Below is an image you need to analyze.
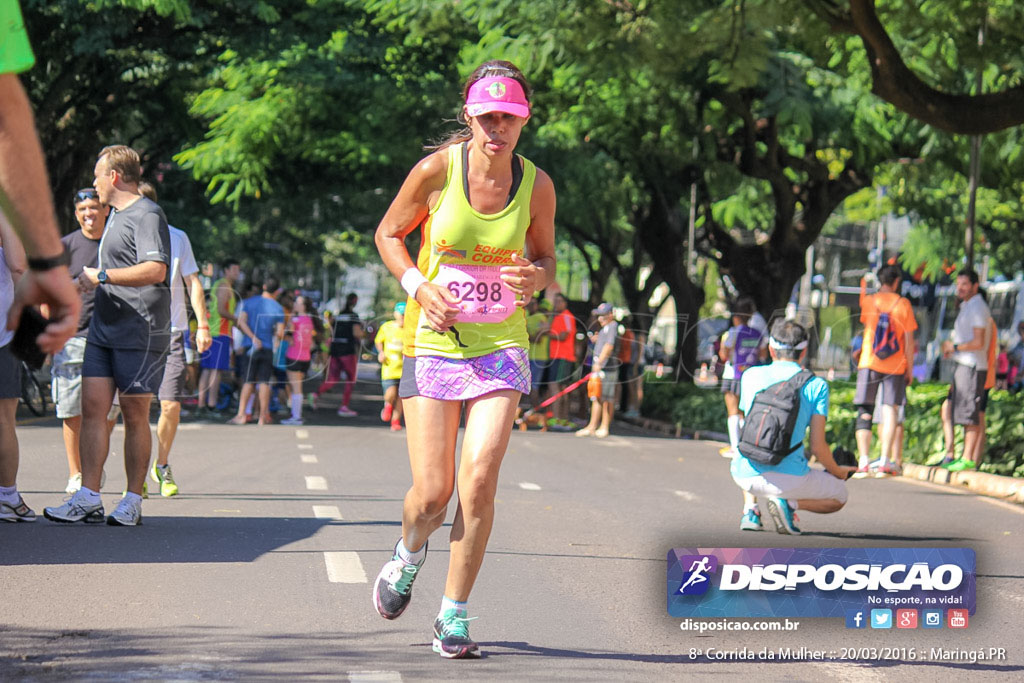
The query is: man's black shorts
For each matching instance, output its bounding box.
[242,348,274,385]
[82,342,167,395]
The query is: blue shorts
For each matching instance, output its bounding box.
[382,378,400,391]
[82,342,167,395]
[528,360,548,390]
[200,334,232,371]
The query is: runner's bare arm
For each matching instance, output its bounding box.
[0,76,80,351]
[81,261,166,288]
[236,309,258,349]
[374,151,459,332]
[502,168,556,305]
[810,414,856,479]
[186,272,212,353]
[0,210,27,284]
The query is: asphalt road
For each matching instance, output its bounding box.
[2,373,1023,681]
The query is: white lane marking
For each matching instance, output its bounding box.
[348,672,402,683]
[519,482,542,491]
[305,476,328,490]
[674,490,699,501]
[313,505,343,520]
[324,552,367,583]
[301,454,319,464]
[298,444,314,450]
[296,429,309,439]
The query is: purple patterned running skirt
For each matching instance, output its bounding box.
[398,347,531,401]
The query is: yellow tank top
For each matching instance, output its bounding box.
[404,143,536,359]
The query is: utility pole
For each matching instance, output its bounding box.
[686,135,699,281]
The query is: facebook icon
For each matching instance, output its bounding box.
[845,609,867,629]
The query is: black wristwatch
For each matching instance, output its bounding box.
[97,270,108,285]
[953,343,960,352]
[27,249,71,271]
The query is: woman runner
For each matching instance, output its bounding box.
[281,295,320,425]
[371,60,556,659]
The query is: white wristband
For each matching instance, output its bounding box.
[401,267,429,299]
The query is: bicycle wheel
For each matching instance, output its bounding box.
[20,363,47,417]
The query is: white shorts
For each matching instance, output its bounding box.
[733,468,848,504]
[51,336,87,419]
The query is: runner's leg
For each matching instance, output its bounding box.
[156,400,180,467]
[0,399,18,487]
[119,394,154,496]
[340,354,358,408]
[401,396,462,551]
[315,356,342,396]
[444,390,518,601]
[79,377,116,492]
[63,416,82,477]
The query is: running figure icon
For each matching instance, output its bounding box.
[679,557,713,594]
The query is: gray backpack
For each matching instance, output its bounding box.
[738,370,815,465]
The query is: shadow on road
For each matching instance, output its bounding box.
[0,626,416,680]
[0,515,402,566]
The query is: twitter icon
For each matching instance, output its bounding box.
[870,609,892,629]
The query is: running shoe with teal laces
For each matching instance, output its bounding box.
[739,508,762,531]
[766,497,801,535]
[372,540,427,619]
[432,610,480,659]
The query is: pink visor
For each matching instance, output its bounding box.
[465,77,530,118]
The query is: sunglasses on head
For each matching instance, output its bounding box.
[74,189,98,203]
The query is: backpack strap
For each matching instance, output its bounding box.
[779,369,816,455]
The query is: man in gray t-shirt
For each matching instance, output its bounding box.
[576,302,620,439]
[44,145,171,528]
[939,268,991,472]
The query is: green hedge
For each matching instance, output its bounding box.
[641,376,1024,478]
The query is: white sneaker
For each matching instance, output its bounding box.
[65,473,82,494]
[43,491,105,524]
[107,495,143,526]
[281,417,304,425]
[0,495,36,522]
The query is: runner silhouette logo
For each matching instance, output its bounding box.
[676,555,719,596]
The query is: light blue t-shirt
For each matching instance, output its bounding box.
[241,295,284,349]
[731,360,830,479]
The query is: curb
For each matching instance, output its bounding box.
[617,414,727,443]
[622,415,1024,508]
[901,462,1024,507]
